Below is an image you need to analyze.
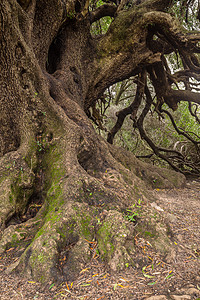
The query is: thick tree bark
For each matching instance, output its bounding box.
[0,0,187,284]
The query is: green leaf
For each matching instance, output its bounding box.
[65,289,72,294]
[148,282,156,286]
[142,266,154,278]
[49,283,55,290]
[143,273,155,279]
[113,283,118,290]
[165,273,173,280]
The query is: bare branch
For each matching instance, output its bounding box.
[188,102,200,124]
[160,109,200,144]
[90,4,117,23]
[107,71,146,144]
[166,89,200,106]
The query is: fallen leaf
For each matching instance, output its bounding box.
[84,239,96,244]
[6,248,15,252]
[49,283,55,290]
[148,282,156,286]
[80,268,89,274]
[165,274,173,280]
[118,284,130,288]
[143,273,155,279]
[142,266,154,278]
[120,277,129,282]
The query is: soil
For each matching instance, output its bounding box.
[0,179,199,300]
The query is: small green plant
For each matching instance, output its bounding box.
[124,199,143,222]
[125,263,129,268]
[96,218,102,225]
[37,140,43,152]
[125,210,139,222]
[67,11,75,19]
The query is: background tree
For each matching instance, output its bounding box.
[0,0,198,284]
[91,1,200,175]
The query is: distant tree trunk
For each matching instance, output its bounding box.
[0,0,185,284]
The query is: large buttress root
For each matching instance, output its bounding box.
[0,0,187,285]
[0,112,185,284]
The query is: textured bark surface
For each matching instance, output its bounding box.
[0,0,187,284]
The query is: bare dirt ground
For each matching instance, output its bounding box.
[0,179,199,300]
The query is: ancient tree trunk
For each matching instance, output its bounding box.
[0,0,185,284]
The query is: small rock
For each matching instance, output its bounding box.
[165,247,176,263]
[5,260,20,274]
[146,296,167,300]
[176,234,184,243]
[171,295,191,300]
[151,202,164,212]
[196,276,200,281]
[184,288,200,296]
[166,213,177,223]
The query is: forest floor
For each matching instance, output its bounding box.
[0,178,199,300]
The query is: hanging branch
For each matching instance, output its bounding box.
[160,109,200,144]
[114,79,133,105]
[188,102,200,124]
[107,70,146,144]
[136,85,200,175]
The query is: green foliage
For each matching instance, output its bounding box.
[169,0,199,30]
[88,0,200,174]
[124,199,142,222]
[95,75,199,172]
[90,0,113,35]
[125,210,138,222]
[90,16,113,35]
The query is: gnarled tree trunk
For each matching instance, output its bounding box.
[0,0,185,284]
